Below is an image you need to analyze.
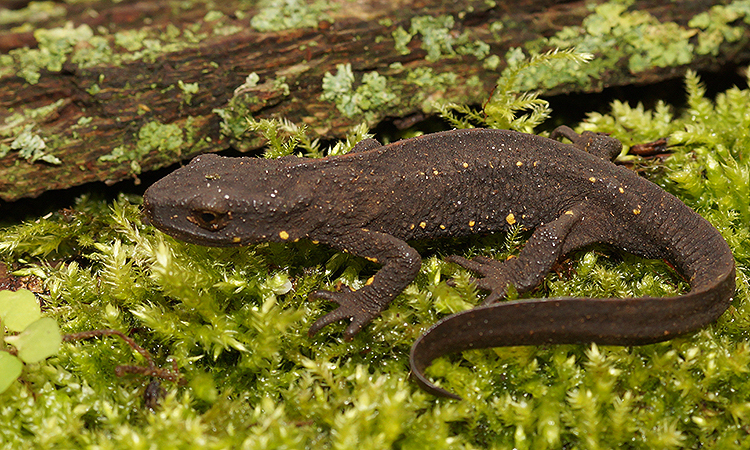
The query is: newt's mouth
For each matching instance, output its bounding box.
[148,217,251,247]
[143,202,255,248]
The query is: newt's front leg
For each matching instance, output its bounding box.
[308,229,421,339]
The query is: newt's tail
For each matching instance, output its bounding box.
[410,236,735,399]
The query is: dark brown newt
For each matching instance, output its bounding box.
[143,126,736,399]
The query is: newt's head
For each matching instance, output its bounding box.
[144,153,314,246]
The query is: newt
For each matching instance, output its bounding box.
[143,126,736,399]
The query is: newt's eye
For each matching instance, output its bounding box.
[188,209,231,231]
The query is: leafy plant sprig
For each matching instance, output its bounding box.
[440,48,593,132]
[244,116,373,158]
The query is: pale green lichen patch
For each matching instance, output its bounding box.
[204,11,243,36]
[203,10,224,22]
[392,26,413,55]
[273,76,291,96]
[134,121,185,157]
[1,125,61,165]
[214,72,294,149]
[250,0,334,32]
[99,121,185,174]
[1,18,212,85]
[401,66,460,112]
[404,66,458,88]
[237,72,260,90]
[320,64,399,118]
[580,1,696,72]
[177,80,199,105]
[520,0,750,91]
[410,15,458,61]
[394,14,490,62]
[0,1,66,27]
[111,28,198,65]
[69,35,114,68]
[483,54,501,70]
[9,23,94,84]
[689,2,750,56]
[0,99,69,165]
[4,98,68,126]
[113,29,151,52]
[227,62,461,145]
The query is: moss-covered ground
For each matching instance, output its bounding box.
[0,61,749,448]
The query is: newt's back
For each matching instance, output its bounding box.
[320,128,649,243]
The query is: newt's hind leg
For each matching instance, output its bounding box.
[550,125,622,161]
[448,207,584,304]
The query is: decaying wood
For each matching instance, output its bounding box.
[1,0,748,201]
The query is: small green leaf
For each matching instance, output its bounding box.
[4,317,61,363]
[0,352,23,393]
[0,289,41,332]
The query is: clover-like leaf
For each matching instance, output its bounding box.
[0,352,23,393]
[0,289,41,332]
[4,317,61,363]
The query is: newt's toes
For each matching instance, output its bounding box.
[481,290,505,305]
[344,319,366,340]
[309,287,352,305]
[446,255,487,273]
[472,255,504,267]
[308,306,351,337]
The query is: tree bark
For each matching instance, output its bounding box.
[1,0,748,201]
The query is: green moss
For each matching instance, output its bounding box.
[1,60,749,448]
[441,49,592,132]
